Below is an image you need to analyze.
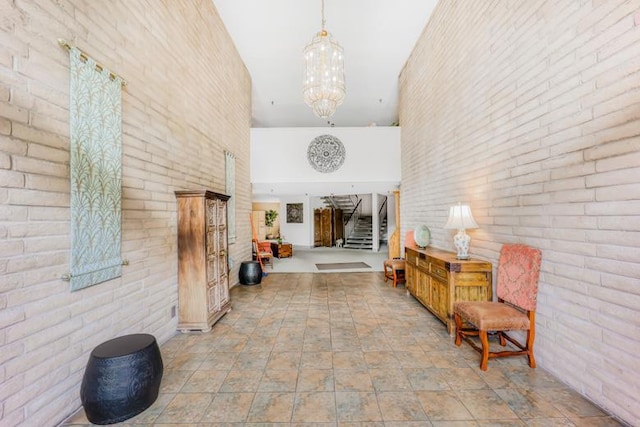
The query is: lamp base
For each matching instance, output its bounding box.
[453,229,471,260]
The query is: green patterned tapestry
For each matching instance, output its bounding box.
[68,47,123,291]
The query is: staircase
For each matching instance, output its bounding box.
[321,195,356,217]
[344,216,373,249]
[321,195,388,250]
[379,216,388,245]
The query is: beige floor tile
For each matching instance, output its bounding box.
[199,352,239,370]
[431,421,479,427]
[377,391,428,421]
[524,418,577,426]
[154,392,213,423]
[494,388,563,419]
[258,369,299,392]
[164,353,207,370]
[106,393,174,424]
[219,369,263,392]
[243,335,276,352]
[537,387,608,418]
[303,337,333,352]
[394,350,435,369]
[335,392,382,422]
[275,339,305,352]
[297,369,335,392]
[444,367,490,390]
[363,351,399,369]
[359,337,393,352]
[233,351,270,370]
[415,390,473,421]
[292,391,337,422]
[476,421,528,426]
[456,389,519,420]
[334,369,374,392]
[332,337,363,352]
[369,368,412,391]
[159,369,193,393]
[385,422,433,427]
[300,351,332,369]
[200,392,254,422]
[406,368,451,391]
[333,351,367,370]
[267,351,302,370]
[247,392,295,423]
[180,370,228,393]
[566,417,625,426]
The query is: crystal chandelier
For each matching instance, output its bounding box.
[303,0,345,118]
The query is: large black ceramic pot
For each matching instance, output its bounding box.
[239,260,262,285]
[81,334,163,424]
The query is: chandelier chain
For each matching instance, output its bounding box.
[321,0,326,31]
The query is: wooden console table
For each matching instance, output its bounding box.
[270,242,293,258]
[405,246,492,334]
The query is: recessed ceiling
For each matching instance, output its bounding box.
[212,0,439,128]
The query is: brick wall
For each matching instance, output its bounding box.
[0,1,252,425]
[399,1,639,425]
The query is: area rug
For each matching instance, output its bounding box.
[315,262,371,270]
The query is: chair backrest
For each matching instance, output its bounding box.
[496,244,542,312]
[257,241,272,253]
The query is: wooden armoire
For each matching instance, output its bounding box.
[175,190,231,332]
[313,208,344,247]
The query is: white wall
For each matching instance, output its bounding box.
[251,127,401,196]
[252,126,400,249]
[279,196,312,247]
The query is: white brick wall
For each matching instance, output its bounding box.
[399,1,640,425]
[0,0,252,425]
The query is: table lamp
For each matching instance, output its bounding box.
[444,203,479,260]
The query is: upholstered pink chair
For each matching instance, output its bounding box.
[454,243,542,371]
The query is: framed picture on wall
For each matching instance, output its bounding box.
[286,203,303,223]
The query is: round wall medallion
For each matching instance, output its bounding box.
[307,135,346,173]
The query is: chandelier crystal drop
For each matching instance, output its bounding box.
[303,0,345,119]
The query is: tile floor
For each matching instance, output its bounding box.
[265,246,389,274]
[64,272,626,426]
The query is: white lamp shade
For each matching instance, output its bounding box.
[444,204,478,230]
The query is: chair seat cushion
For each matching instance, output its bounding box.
[454,301,530,331]
[384,259,405,270]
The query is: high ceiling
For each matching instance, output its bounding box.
[212,0,439,128]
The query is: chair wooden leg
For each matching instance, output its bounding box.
[498,331,507,346]
[479,330,490,371]
[526,320,536,368]
[454,312,463,346]
[392,269,398,287]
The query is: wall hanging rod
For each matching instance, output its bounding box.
[57,38,127,86]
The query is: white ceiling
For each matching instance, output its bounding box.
[212,0,439,128]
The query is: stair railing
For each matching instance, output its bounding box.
[344,196,362,226]
[324,196,339,209]
[343,196,362,242]
[378,196,388,242]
